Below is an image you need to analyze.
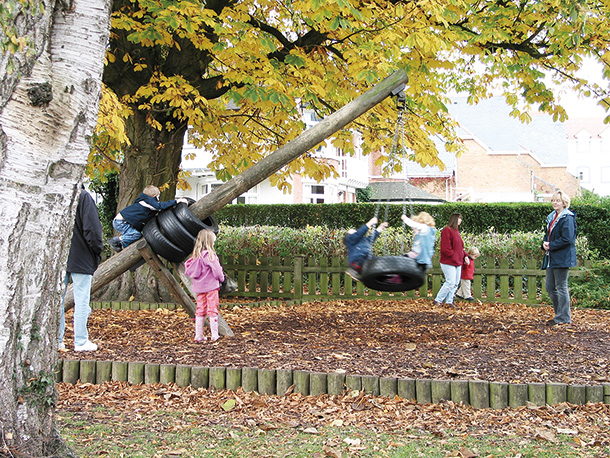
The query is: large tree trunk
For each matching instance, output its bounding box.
[117,112,187,209]
[97,112,187,302]
[64,70,409,309]
[0,1,111,456]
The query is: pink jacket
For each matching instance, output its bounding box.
[184,251,225,294]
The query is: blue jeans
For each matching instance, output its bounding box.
[59,272,93,347]
[545,267,571,324]
[113,217,142,248]
[435,263,462,304]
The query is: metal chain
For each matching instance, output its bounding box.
[379,91,410,254]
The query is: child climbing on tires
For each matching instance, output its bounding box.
[108,185,188,252]
[185,229,226,342]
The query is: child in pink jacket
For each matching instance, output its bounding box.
[184,229,225,341]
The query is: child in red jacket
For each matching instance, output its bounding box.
[456,246,480,301]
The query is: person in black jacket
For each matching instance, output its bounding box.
[542,190,577,326]
[107,185,188,252]
[59,187,104,351]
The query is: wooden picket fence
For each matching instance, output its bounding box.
[218,255,591,305]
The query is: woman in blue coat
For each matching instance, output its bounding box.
[542,190,577,326]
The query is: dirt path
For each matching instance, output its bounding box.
[59,298,610,385]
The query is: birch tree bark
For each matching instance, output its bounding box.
[0,0,111,456]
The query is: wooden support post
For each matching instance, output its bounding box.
[137,240,197,317]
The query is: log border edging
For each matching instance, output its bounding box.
[56,359,610,410]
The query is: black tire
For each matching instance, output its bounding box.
[142,218,189,263]
[359,256,426,292]
[173,203,219,236]
[157,208,196,253]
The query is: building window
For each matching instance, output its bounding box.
[310,112,322,122]
[601,167,610,183]
[577,136,591,153]
[311,185,324,195]
[310,197,325,203]
[341,159,348,178]
[578,167,590,183]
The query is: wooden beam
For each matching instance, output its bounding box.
[64,69,409,308]
[189,70,409,219]
[137,240,197,317]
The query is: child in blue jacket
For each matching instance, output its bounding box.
[402,212,437,271]
[344,217,388,279]
[108,185,188,251]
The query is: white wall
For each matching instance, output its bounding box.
[178,114,369,204]
[568,125,610,197]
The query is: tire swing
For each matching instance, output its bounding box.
[157,208,196,253]
[359,256,426,292]
[356,86,426,293]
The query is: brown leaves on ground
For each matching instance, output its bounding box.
[57,381,610,449]
[60,299,610,385]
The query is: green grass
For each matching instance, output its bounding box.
[58,409,606,458]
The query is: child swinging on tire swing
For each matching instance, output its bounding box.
[344,217,389,281]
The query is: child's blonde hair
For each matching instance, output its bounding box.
[412,211,436,227]
[143,185,160,198]
[467,246,480,257]
[192,229,217,261]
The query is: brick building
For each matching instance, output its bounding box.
[180,97,581,205]
[372,97,580,203]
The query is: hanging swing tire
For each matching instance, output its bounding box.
[173,203,219,236]
[157,208,196,253]
[142,217,189,264]
[359,256,426,292]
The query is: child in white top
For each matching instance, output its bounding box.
[401,212,437,270]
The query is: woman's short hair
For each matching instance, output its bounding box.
[552,190,571,209]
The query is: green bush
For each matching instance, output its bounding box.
[89,171,119,239]
[215,225,596,265]
[569,260,610,310]
[462,228,595,266]
[214,202,610,258]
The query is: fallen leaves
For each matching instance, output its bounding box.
[59,299,610,386]
[221,399,236,411]
[57,382,610,453]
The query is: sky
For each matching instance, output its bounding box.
[554,58,608,119]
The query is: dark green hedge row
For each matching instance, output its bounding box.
[214,202,610,259]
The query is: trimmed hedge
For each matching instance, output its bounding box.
[214,202,610,258]
[214,225,595,264]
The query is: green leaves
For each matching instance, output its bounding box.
[98,0,610,194]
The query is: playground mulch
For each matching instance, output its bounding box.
[60,298,610,386]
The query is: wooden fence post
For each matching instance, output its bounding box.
[293,256,303,302]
